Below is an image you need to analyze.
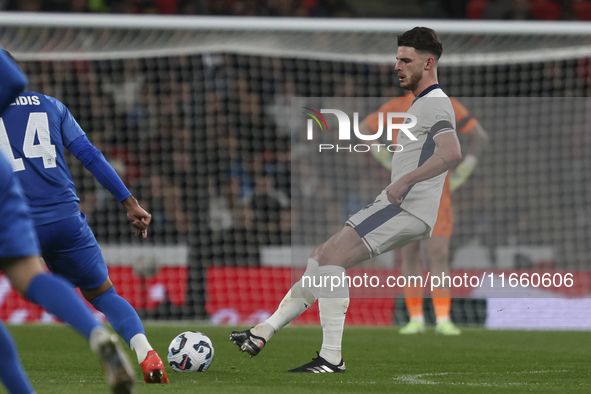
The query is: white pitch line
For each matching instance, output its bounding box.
[393,370,573,387]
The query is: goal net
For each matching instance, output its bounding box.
[2,13,591,328]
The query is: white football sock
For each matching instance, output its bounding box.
[436,316,450,324]
[257,258,320,341]
[318,265,349,366]
[130,333,153,363]
[411,315,425,325]
[89,326,111,354]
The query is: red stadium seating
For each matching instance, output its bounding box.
[467,0,488,19]
[574,1,591,20]
[530,0,560,20]
[157,0,178,14]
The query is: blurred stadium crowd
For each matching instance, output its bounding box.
[19,55,298,256]
[7,0,591,21]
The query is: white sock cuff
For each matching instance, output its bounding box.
[89,326,110,354]
[318,265,345,275]
[300,258,321,299]
[305,258,319,274]
[318,265,348,297]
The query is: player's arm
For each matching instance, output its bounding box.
[68,135,151,238]
[49,96,152,237]
[358,120,392,170]
[0,49,27,114]
[448,122,489,193]
[386,131,461,204]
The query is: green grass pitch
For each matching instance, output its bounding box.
[5,324,591,393]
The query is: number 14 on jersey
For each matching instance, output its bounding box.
[0,112,57,172]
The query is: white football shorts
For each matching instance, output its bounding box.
[346,190,430,258]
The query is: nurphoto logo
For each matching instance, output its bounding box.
[302,107,417,153]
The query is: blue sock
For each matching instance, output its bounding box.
[91,287,144,346]
[0,323,34,394]
[25,274,100,340]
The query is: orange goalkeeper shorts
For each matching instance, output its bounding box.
[432,179,453,238]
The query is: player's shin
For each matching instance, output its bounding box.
[432,287,452,323]
[404,284,424,324]
[253,258,320,341]
[90,287,152,363]
[318,265,349,366]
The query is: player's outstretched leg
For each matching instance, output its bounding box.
[230,258,321,357]
[36,215,168,383]
[87,282,169,383]
[0,322,35,394]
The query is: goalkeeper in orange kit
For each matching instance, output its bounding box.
[360,94,488,335]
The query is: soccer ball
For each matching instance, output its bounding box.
[167,331,214,372]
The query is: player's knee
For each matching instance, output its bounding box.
[81,278,114,302]
[316,245,335,266]
[316,244,347,267]
[0,256,44,296]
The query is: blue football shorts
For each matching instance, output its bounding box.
[35,212,108,290]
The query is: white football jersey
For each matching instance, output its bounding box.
[389,85,456,234]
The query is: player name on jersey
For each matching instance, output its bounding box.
[10,95,41,106]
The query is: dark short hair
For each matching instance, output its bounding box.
[397,27,443,60]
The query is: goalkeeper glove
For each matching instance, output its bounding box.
[371,147,392,171]
[449,154,477,193]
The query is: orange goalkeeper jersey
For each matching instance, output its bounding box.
[364,94,478,238]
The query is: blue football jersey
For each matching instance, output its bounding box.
[0,152,40,257]
[0,93,85,226]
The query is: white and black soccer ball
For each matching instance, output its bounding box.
[167,331,214,372]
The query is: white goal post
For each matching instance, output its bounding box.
[3,13,591,64]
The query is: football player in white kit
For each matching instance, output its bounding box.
[231,27,462,373]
